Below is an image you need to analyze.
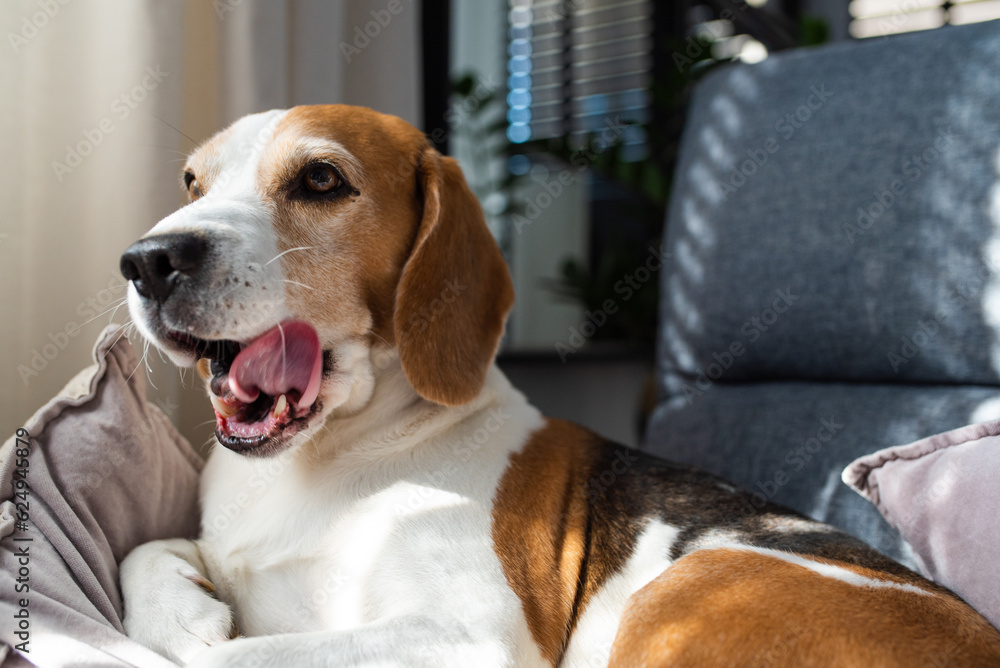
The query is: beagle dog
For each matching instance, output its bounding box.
[118,105,1000,668]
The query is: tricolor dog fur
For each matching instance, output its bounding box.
[118,105,1000,667]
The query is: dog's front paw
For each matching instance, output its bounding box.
[121,540,237,664]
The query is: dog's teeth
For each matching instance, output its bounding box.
[274,394,287,418]
[211,395,237,418]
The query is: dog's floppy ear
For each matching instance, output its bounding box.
[393,147,514,406]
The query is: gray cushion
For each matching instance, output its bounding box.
[646,20,1000,567]
[0,326,202,667]
[844,417,1000,627]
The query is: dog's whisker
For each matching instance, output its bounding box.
[104,323,135,360]
[67,297,129,334]
[107,298,130,324]
[125,350,144,384]
[149,113,199,148]
[265,246,316,267]
[282,279,315,291]
[139,144,193,158]
[141,339,159,390]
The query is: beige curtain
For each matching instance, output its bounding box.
[0,0,421,448]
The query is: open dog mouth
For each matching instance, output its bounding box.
[169,320,325,455]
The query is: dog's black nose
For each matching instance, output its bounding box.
[120,233,207,303]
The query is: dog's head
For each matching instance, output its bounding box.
[121,105,513,457]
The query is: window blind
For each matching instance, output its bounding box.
[507,0,653,158]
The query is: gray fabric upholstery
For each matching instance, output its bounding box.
[645,21,1000,567]
[648,381,1000,566]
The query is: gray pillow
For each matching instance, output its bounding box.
[844,419,1000,630]
[0,326,203,667]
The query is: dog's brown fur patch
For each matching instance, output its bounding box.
[608,547,1000,667]
[491,419,627,665]
[393,148,514,406]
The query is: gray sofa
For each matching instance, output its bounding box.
[643,19,1000,569]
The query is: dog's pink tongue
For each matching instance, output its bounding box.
[229,320,323,410]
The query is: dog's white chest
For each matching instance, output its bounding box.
[196,452,340,633]
[194,397,551,667]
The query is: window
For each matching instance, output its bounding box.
[849,0,1000,38]
[507,0,653,161]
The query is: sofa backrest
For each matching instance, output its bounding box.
[646,20,1000,566]
[659,20,1000,393]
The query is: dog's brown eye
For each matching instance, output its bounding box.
[184,172,202,201]
[304,165,341,193]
